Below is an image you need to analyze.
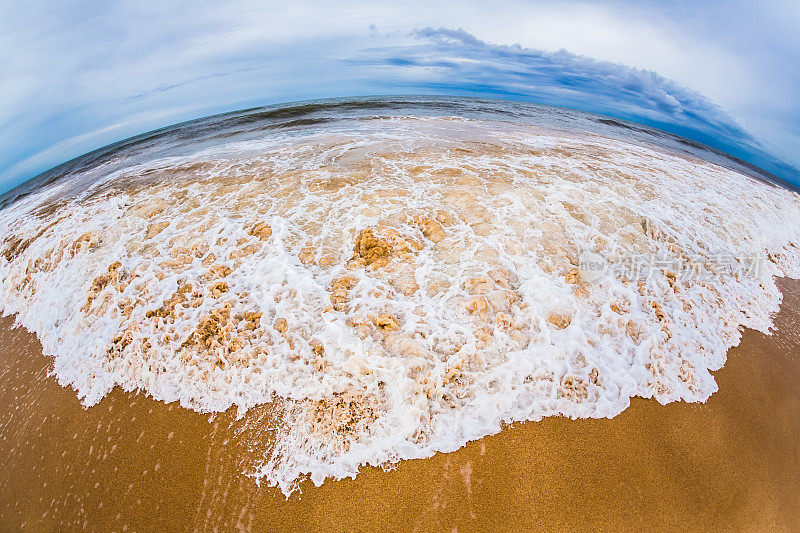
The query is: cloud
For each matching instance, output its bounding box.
[0,2,798,193]
[345,27,800,183]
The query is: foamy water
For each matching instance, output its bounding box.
[2,113,800,495]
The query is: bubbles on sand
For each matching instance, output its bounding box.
[2,115,800,495]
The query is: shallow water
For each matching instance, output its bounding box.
[1,99,799,495]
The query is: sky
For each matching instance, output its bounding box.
[1,0,799,192]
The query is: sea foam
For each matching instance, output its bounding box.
[1,116,799,495]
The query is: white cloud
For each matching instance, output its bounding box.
[0,0,797,191]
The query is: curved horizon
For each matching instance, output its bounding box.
[2,1,799,193]
[2,94,797,206]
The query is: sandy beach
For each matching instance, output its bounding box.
[0,277,797,531]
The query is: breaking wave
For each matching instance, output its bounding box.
[2,111,800,495]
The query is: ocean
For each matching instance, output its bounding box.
[1,96,799,497]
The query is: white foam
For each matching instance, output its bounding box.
[1,117,800,495]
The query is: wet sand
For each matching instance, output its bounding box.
[1,279,799,532]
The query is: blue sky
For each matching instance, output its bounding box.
[1,0,799,192]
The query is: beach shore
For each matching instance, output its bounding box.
[1,278,799,532]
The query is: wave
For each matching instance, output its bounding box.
[1,115,799,495]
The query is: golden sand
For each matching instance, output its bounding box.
[1,277,799,531]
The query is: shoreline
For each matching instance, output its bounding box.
[1,279,799,531]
